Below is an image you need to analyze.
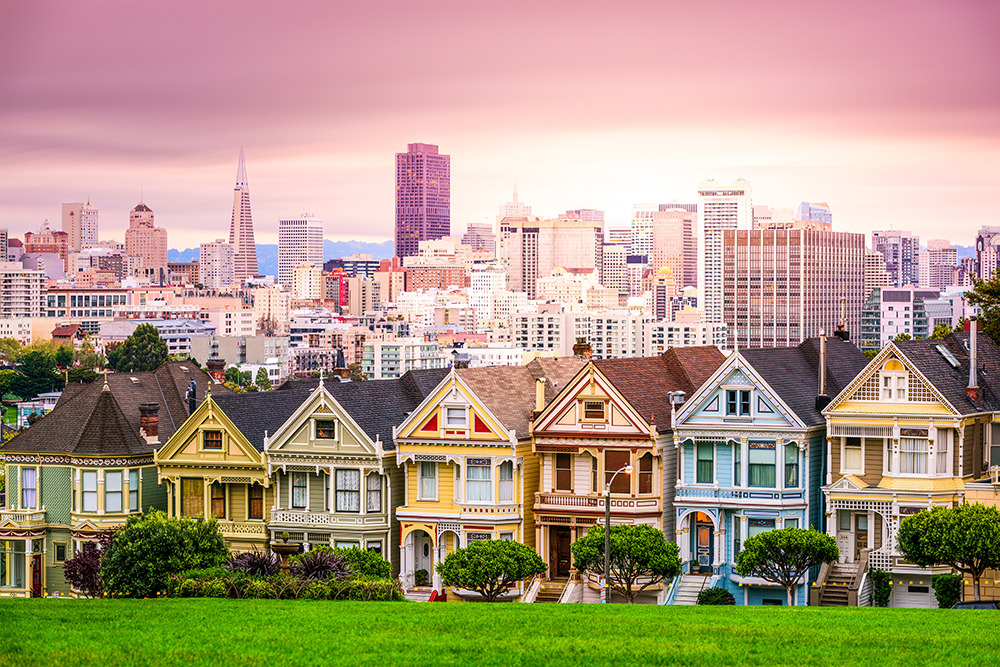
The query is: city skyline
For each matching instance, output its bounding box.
[1,1,997,249]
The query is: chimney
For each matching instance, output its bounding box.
[573,337,593,360]
[206,359,226,384]
[815,330,831,412]
[967,317,979,403]
[834,298,850,341]
[139,403,159,443]
[532,377,546,419]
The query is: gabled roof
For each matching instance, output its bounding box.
[593,346,726,432]
[2,385,149,456]
[895,332,1000,414]
[740,337,868,426]
[212,389,312,452]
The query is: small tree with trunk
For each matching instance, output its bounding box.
[571,523,681,603]
[111,323,168,372]
[437,539,546,602]
[63,529,116,598]
[897,503,1000,602]
[735,527,838,606]
[255,367,272,390]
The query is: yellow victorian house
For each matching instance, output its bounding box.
[393,358,583,598]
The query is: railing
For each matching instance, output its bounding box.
[535,493,660,512]
[217,520,267,537]
[663,574,682,605]
[857,572,872,607]
[0,509,46,525]
[675,487,804,501]
[535,493,598,508]
[848,549,870,606]
[810,561,832,606]
[521,577,542,603]
[269,511,338,526]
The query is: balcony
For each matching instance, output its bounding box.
[0,509,47,527]
[268,510,389,528]
[217,520,268,538]
[534,492,660,515]
[674,486,806,505]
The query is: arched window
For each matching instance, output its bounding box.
[880,360,907,401]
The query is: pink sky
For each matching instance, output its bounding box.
[1,0,997,250]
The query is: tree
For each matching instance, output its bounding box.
[12,349,64,399]
[438,539,546,602]
[255,367,272,391]
[240,370,252,387]
[0,338,23,365]
[63,529,115,598]
[66,368,99,384]
[111,324,168,372]
[224,366,241,385]
[104,341,124,371]
[965,274,1000,346]
[897,503,1000,601]
[100,510,229,598]
[0,369,17,398]
[348,363,365,382]
[258,316,279,337]
[735,527,838,606]
[929,321,953,340]
[894,333,912,341]
[571,524,681,603]
[53,345,74,368]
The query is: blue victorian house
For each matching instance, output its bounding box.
[669,335,867,605]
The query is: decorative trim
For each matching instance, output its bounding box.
[4,454,154,466]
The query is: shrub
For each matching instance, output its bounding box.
[225,549,280,576]
[438,539,546,602]
[301,581,331,600]
[178,579,202,598]
[415,569,429,586]
[63,530,114,598]
[932,573,964,609]
[868,568,892,607]
[328,578,405,601]
[697,587,735,605]
[334,547,392,579]
[268,573,306,599]
[290,549,353,581]
[100,511,229,598]
[243,578,277,599]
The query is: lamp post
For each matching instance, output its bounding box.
[603,464,632,603]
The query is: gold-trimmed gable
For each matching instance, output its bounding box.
[395,372,511,445]
[265,384,377,457]
[154,397,265,478]
[531,363,649,438]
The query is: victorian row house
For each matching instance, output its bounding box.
[671,336,867,605]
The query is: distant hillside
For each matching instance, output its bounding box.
[167,240,394,276]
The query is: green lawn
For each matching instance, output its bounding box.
[0,600,991,667]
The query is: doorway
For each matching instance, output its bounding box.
[854,514,868,562]
[31,554,42,598]
[693,512,714,574]
[413,531,433,586]
[550,527,571,578]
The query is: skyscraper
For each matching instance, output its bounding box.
[505,216,604,299]
[918,240,958,291]
[461,222,496,253]
[199,239,234,289]
[62,201,98,252]
[872,230,919,288]
[796,201,833,224]
[278,215,324,289]
[229,147,259,281]
[975,226,1000,281]
[124,202,168,281]
[395,143,450,259]
[630,204,657,257]
[698,178,752,322]
[650,208,696,291]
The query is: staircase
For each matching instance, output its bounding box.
[818,563,857,606]
[403,587,433,602]
[534,579,568,603]
[673,574,710,605]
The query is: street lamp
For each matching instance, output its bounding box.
[603,463,632,604]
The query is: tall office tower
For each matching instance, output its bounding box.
[796,201,833,224]
[0,229,6,261]
[919,240,958,291]
[461,222,496,253]
[650,208,696,291]
[278,215,324,289]
[505,216,604,299]
[124,202,168,280]
[228,147,259,281]
[62,201,98,252]
[497,187,531,221]
[698,178,752,322]
[395,143,450,259]
[872,230,919,287]
[292,262,324,300]
[605,227,631,250]
[0,261,45,317]
[199,239,234,289]
[565,208,605,222]
[864,251,891,300]
[601,244,628,293]
[630,204,657,257]
[975,226,1000,281]
[652,267,678,320]
[722,228,865,349]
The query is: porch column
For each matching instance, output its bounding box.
[713,525,724,568]
[432,531,443,591]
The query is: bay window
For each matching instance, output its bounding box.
[900,438,928,474]
[129,470,139,512]
[843,437,863,472]
[748,518,775,537]
[82,471,98,512]
[498,461,514,503]
[181,478,203,517]
[605,451,631,493]
[366,473,382,512]
[467,461,492,503]
[555,453,572,491]
[0,541,26,588]
[733,442,741,486]
[638,453,653,494]
[336,469,361,512]
[21,468,36,509]
[291,472,308,509]
[248,485,264,519]
[210,482,225,518]
[591,455,598,493]
[784,445,799,488]
[696,443,713,484]
[748,442,776,487]
[105,471,123,513]
[418,462,437,500]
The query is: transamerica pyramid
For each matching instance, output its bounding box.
[229,147,259,280]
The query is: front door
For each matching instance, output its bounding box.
[694,513,714,573]
[550,527,571,578]
[31,554,42,598]
[854,514,869,562]
[413,532,432,586]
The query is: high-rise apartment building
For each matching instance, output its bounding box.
[124,202,168,281]
[228,147,259,281]
[505,216,604,300]
[918,240,958,291]
[278,215,323,289]
[796,201,833,224]
[871,230,919,288]
[605,227,631,250]
[346,276,381,316]
[650,208,696,291]
[23,221,70,270]
[62,201,99,252]
[722,228,865,349]
[0,229,7,261]
[395,143,450,259]
[698,178,752,322]
[461,222,496,253]
[601,244,628,294]
[199,239,234,289]
[630,204,657,257]
[0,261,46,317]
[975,226,1000,281]
[864,251,891,299]
[292,262,324,300]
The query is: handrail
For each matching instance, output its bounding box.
[810,561,832,606]
[849,549,870,591]
[521,577,541,603]
[663,574,683,605]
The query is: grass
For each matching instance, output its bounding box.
[0,599,993,667]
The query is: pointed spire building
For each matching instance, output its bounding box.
[229,147,259,281]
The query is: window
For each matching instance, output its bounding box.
[0,541,25,588]
[555,454,572,491]
[900,438,928,474]
[315,420,336,439]
[696,443,714,484]
[499,532,514,541]
[733,443,742,486]
[445,407,466,427]
[419,462,437,500]
[784,445,799,488]
[248,485,264,519]
[336,470,360,512]
[935,431,950,475]
[844,437,863,472]
[366,474,382,512]
[591,455,599,493]
[105,471,123,513]
[82,471,98,512]
[129,470,139,512]
[53,542,68,565]
[366,541,382,555]
[467,461,492,502]
[880,361,907,401]
[21,468,36,509]
[498,461,514,503]
[838,510,851,531]
[335,541,359,549]
[638,453,653,494]
[291,472,308,509]
[605,451,631,493]
[748,442,776,487]
[740,391,751,415]
[726,390,751,416]
[181,478,203,517]
[203,430,222,450]
[733,517,741,557]
[784,518,799,529]
[467,532,491,543]
[583,401,606,420]
[324,473,331,511]
[211,483,225,519]
[748,518,775,537]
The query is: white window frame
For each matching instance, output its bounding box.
[128,469,140,512]
[466,462,492,503]
[498,461,514,503]
[366,473,382,513]
[105,470,123,514]
[290,471,309,510]
[82,470,98,512]
[20,467,38,509]
[314,419,337,441]
[841,437,864,474]
[898,438,929,475]
[418,462,438,501]
[445,407,467,428]
[335,469,361,513]
[880,367,908,402]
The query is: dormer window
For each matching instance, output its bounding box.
[446,407,467,428]
[726,390,751,416]
[583,401,606,421]
[880,360,907,401]
[315,420,337,440]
